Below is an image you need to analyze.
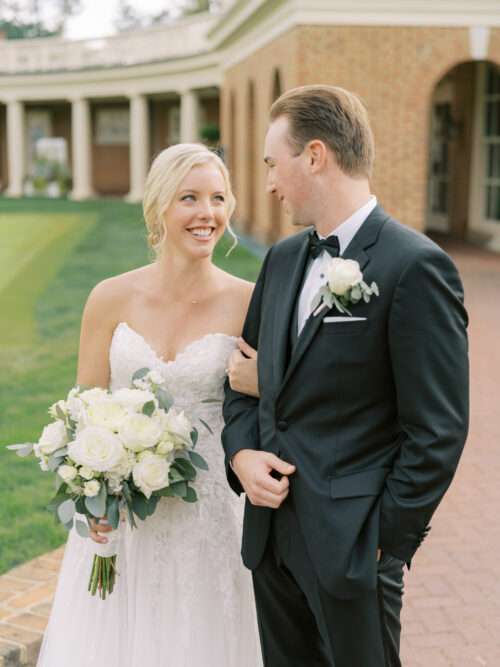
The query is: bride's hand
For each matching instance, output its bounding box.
[89,517,113,544]
[227,339,259,398]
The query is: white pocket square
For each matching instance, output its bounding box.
[323,317,367,323]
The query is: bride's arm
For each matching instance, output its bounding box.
[76,280,119,388]
[227,339,259,398]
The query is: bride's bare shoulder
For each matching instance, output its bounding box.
[83,265,153,323]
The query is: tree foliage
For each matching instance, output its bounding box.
[0,0,82,39]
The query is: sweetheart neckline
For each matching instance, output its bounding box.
[113,321,237,367]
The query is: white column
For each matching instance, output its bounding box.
[70,97,94,200]
[127,94,150,202]
[6,100,25,197]
[180,89,199,143]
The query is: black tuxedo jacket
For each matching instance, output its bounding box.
[222,206,469,599]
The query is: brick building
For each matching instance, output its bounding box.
[1,1,499,250]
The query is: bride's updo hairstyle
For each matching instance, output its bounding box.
[143,143,237,257]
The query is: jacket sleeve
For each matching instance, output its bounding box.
[380,245,469,563]
[221,248,272,495]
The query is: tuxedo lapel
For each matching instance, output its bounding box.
[273,232,310,387]
[277,206,389,395]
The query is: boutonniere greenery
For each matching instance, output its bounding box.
[311,257,379,317]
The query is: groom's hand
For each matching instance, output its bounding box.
[232,450,296,508]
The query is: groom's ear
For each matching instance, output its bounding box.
[307,140,328,173]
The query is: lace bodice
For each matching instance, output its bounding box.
[109,322,237,405]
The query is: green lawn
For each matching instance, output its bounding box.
[0,196,262,574]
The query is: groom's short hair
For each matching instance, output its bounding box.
[270,85,375,178]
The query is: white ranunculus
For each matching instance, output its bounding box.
[48,399,67,419]
[146,370,164,386]
[39,457,49,472]
[163,408,192,445]
[326,258,363,296]
[79,465,95,480]
[58,464,78,482]
[156,439,175,456]
[67,387,85,422]
[83,480,101,497]
[112,388,156,413]
[133,454,170,499]
[68,426,126,472]
[38,420,68,455]
[85,400,128,432]
[119,413,164,452]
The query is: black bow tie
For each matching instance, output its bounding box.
[308,231,340,259]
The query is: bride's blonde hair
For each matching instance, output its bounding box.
[143,143,237,257]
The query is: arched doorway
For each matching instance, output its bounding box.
[426,60,500,250]
[269,68,283,243]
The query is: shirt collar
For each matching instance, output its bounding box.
[317,195,377,255]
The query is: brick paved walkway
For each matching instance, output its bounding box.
[0,242,498,666]
[401,242,500,666]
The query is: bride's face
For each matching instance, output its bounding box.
[163,163,228,259]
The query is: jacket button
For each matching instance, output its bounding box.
[277,420,289,432]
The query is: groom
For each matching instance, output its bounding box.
[222,85,469,667]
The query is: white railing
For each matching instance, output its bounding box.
[0,14,218,74]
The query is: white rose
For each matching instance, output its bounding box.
[112,388,156,413]
[133,454,170,499]
[84,400,128,432]
[163,408,192,445]
[83,480,101,497]
[326,258,363,296]
[109,449,135,479]
[38,421,68,455]
[68,426,126,472]
[67,388,85,422]
[58,464,78,482]
[119,413,164,452]
[79,387,109,405]
[79,465,95,480]
[108,477,123,495]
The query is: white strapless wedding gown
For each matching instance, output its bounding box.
[37,322,263,667]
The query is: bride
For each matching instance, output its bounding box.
[37,143,263,667]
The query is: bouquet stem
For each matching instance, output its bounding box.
[88,555,117,600]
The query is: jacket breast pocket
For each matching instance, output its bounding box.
[322,319,368,336]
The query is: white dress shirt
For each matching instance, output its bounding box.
[297,196,377,335]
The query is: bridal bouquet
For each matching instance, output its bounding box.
[7,367,209,600]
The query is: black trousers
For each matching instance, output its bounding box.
[252,503,404,667]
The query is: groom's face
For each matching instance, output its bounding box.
[264,116,312,227]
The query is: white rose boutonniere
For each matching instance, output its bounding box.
[311,257,379,317]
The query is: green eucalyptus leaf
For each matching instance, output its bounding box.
[142,401,156,417]
[75,519,90,538]
[57,498,76,524]
[107,496,120,529]
[157,388,173,411]
[190,428,198,447]
[173,458,196,481]
[183,486,198,503]
[84,482,107,518]
[188,450,209,471]
[201,398,221,404]
[132,493,151,520]
[169,481,187,498]
[55,405,66,421]
[6,443,34,457]
[132,367,151,383]
[199,418,213,436]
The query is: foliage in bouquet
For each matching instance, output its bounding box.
[8,367,209,537]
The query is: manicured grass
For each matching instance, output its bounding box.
[0,196,262,574]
